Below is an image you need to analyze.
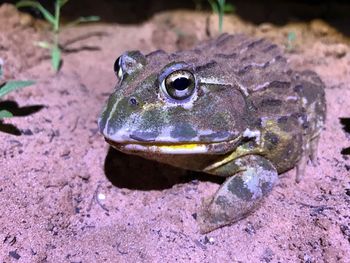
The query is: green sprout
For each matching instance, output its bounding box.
[16,0,99,72]
[0,60,35,119]
[286,31,297,52]
[208,0,235,32]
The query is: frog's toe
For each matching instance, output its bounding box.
[296,135,320,182]
[309,136,320,165]
[198,157,278,233]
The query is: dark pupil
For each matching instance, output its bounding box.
[172,77,191,91]
[114,57,120,73]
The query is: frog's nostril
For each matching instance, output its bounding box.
[129,97,138,106]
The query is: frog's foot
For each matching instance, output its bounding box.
[309,135,320,165]
[296,154,308,183]
[296,135,320,182]
[198,155,278,233]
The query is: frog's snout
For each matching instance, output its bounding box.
[98,94,144,140]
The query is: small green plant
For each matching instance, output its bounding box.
[16,0,99,72]
[208,0,235,33]
[286,31,297,52]
[0,60,35,119]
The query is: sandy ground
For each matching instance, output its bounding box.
[0,3,349,262]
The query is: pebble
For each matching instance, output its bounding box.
[324,43,347,59]
[310,19,332,36]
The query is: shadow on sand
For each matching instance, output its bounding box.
[104,146,223,191]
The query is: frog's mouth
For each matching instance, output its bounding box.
[105,135,243,155]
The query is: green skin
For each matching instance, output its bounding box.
[99,34,326,233]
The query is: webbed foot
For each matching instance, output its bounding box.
[198,155,278,233]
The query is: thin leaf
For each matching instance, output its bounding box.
[219,14,223,33]
[208,0,219,13]
[0,80,35,98]
[288,31,297,42]
[77,15,100,22]
[64,16,100,28]
[54,0,61,32]
[286,32,297,51]
[51,46,61,72]
[0,110,13,119]
[218,0,225,6]
[59,0,69,7]
[224,3,235,13]
[16,1,55,26]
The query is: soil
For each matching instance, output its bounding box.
[1,3,350,263]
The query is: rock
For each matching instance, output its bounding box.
[324,43,347,59]
[19,13,34,27]
[310,19,333,36]
[258,23,274,33]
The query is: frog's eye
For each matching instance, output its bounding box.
[163,70,195,100]
[113,56,123,80]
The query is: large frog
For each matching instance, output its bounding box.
[98,34,326,233]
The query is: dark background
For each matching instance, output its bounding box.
[2,0,350,36]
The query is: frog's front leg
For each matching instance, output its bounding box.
[198,155,278,233]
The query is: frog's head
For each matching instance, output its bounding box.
[99,50,251,155]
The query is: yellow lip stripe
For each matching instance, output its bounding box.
[123,143,208,154]
[159,144,200,150]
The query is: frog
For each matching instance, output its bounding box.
[98,33,326,233]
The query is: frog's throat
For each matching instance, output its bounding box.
[106,136,243,155]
